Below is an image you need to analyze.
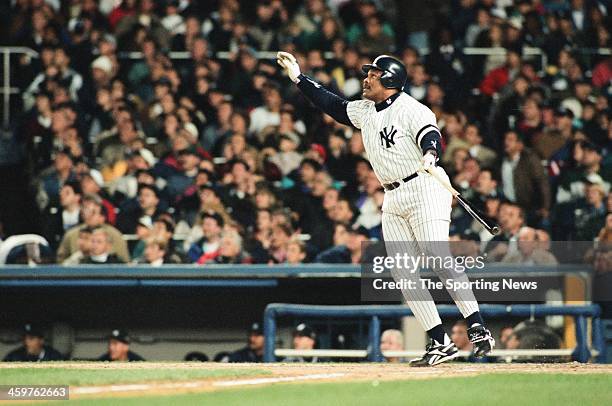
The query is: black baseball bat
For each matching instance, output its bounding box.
[455,194,501,235]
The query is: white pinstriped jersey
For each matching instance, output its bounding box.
[346,93,440,184]
[345,92,478,332]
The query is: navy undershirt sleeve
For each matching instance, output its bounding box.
[296,74,352,126]
[419,129,442,156]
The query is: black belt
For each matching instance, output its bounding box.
[382,172,418,191]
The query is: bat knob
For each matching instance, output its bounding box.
[491,226,501,235]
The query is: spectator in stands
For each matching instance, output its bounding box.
[137,236,177,266]
[57,194,129,263]
[538,107,576,162]
[3,0,611,268]
[226,322,265,363]
[249,82,283,135]
[453,156,482,194]
[354,169,383,234]
[557,141,611,204]
[355,14,395,55]
[479,49,522,97]
[219,159,256,229]
[62,226,93,266]
[3,324,64,362]
[501,131,551,225]
[267,131,303,177]
[179,183,230,242]
[517,98,544,143]
[286,239,308,264]
[206,230,251,264]
[166,147,203,201]
[187,212,223,263]
[284,323,320,363]
[80,227,125,264]
[329,197,356,225]
[249,2,284,51]
[96,113,145,182]
[502,227,558,265]
[98,329,144,362]
[252,208,273,249]
[486,202,525,261]
[450,231,481,259]
[380,329,404,363]
[315,225,368,263]
[108,151,156,204]
[36,148,77,211]
[152,214,184,264]
[574,182,608,241]
[41,180,82,250]
[116,184,163,234]
[130,216,154,261]
[268,223,293,264]
[470,169,503,214]
[79,171,117,225]
[464,124,497,169]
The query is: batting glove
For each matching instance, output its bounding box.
[421,150,438,172]
[277,51,301,83]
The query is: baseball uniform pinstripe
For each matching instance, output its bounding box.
[346,93,479,330]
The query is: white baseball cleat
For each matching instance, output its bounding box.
[409,338,460,367]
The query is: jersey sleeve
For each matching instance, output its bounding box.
[346,100,372,129]
[406,103,441,147]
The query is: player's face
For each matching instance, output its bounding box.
[362,69,384,100]
[108,339,129,361]
[248,333,264,351]
[24,335,44,356]
[293,335,315,350]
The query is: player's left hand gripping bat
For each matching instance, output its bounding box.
[423,168,501,236]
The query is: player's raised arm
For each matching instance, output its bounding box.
[276,51,352,127]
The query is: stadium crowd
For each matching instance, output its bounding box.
[1,0,611,265]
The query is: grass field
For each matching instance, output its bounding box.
[0,366,269,386]
[1,362,611,405]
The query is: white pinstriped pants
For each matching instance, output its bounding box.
[381,169,480,331]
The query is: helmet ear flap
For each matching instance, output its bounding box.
[379,71,394,89]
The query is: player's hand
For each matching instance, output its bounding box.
[276,51,301,83]
[421,150,437,172]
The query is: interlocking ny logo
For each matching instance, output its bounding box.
[379,125,397,148]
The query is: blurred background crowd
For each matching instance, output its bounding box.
[0,0,610,265]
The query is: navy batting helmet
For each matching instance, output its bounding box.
[362,55,407,90]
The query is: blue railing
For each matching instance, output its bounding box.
[263,303,605,363]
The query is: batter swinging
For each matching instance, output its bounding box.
[277,52,495,366]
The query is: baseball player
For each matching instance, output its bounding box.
[277,52,495,366]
